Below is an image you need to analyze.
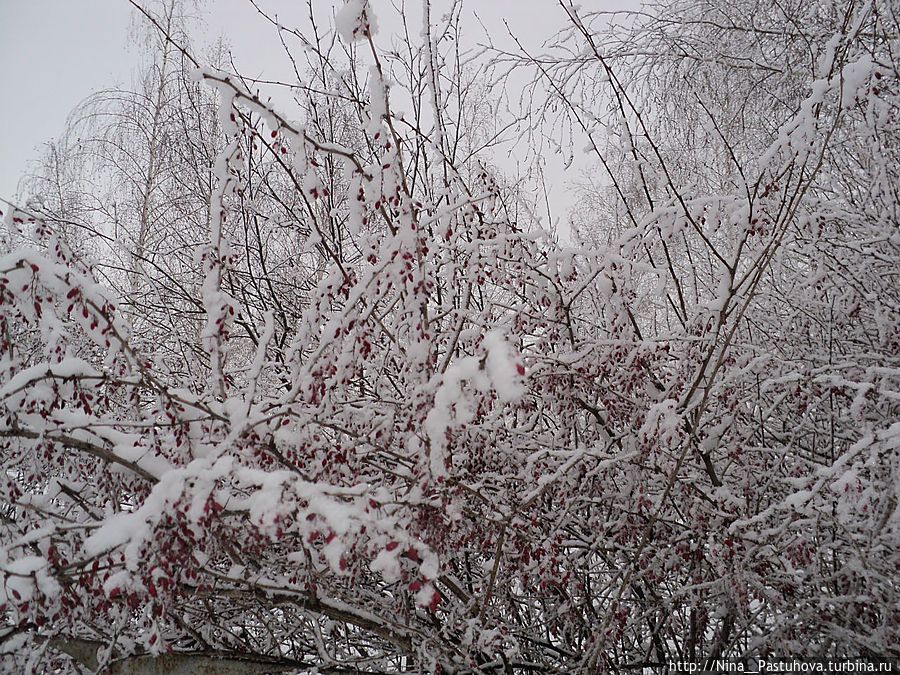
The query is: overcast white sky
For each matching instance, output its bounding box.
[0,0,630,230]
[0,1,132,199]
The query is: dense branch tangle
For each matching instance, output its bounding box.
[2,0,899,672]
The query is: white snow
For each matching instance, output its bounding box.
[335,0,377,43]
[483,330,525,402]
